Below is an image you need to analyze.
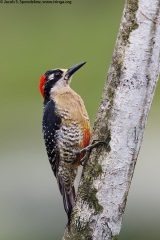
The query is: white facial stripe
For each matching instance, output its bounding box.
[60,68,67,72]
[48,73,54,80]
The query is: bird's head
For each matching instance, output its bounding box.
[39,61,86,99]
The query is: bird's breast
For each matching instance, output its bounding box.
[51,89,91,164]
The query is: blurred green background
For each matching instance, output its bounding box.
[0,0,160,239]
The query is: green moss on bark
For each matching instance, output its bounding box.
[67,161,103,239]
[121,0,139,43]
[72,223,93,240]
[79,161,103,213]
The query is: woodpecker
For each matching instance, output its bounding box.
[39,62,91,225]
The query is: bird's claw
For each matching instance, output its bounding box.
[80,140,107,166]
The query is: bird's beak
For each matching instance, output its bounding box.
[64,61,86,80]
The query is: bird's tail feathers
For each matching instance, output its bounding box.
[58,176,75,225]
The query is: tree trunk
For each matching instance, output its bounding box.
[63,0,160,239]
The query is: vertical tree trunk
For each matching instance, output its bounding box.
[63,0,160,239]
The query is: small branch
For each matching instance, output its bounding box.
[63,0,160,239]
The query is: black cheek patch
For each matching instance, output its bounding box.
[43,69,63,101]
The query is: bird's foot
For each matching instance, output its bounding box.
[80,140,107,166]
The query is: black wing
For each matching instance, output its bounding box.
[42,100,61,176]
[42,100,75,225]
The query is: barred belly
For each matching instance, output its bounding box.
[57,122,83,163]
[57,122,83,193]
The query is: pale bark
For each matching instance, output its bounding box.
[63,0,160,239]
